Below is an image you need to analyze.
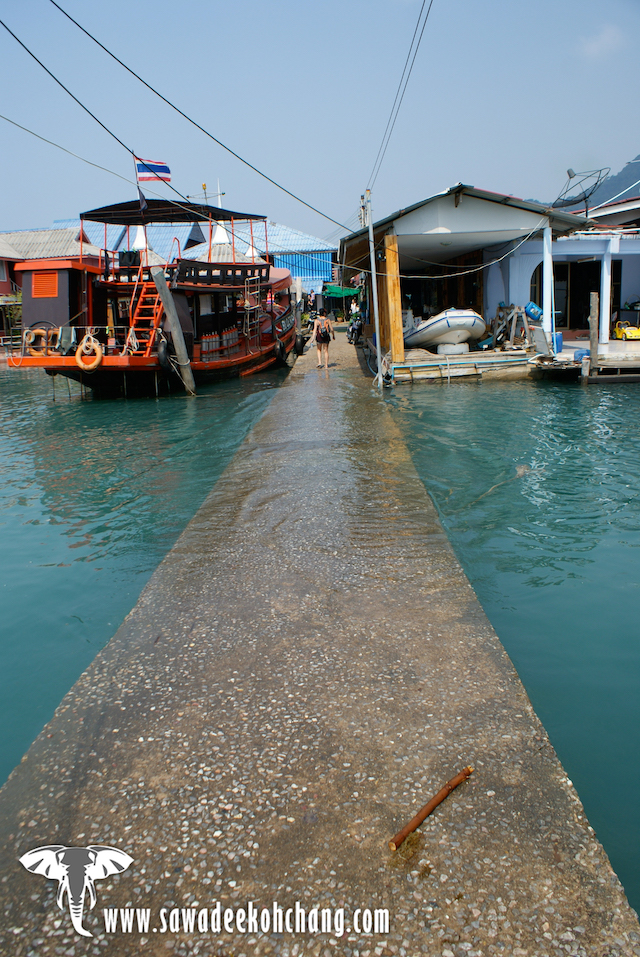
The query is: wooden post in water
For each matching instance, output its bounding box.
[384,233,404,365]
[151,266,196,396]
[588,291,599,379]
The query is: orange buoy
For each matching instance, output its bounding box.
[75,335,103,372]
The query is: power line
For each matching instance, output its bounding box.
[0,110,342,276]
[48,0,350,231]
[344,215,549,282]
[0,111,220,222]
[0,110,246,232]
[367,0,436,188]
[0,111,133,187]
[0,16,200,214]
[0,17,132,156]
[0,105,548,286]
[367,0,428,188]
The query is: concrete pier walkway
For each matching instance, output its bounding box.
[1,334,639,956]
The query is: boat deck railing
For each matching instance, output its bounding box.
[0,332,21,356]
[20,325,161,359]
[95,255,270,289]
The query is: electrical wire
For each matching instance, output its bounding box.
[366,0,428,188]
[0,16,202,213]
[344,215,549,282]
[0,23,310,235]
[0,17,132,155]
[0,111,135,188]
[368,0,436,189]
[0,111,266,235]
[0,108,343,282]
[0,94,561,289]
[590,175,640,211]
[0,99,548,287]
[47,0,350,231]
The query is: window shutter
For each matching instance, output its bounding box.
[32,271,59,298]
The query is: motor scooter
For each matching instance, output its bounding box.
[347,314,363,344]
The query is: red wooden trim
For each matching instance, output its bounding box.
[14,259,102,274]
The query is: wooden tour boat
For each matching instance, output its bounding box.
[9,199,298,396]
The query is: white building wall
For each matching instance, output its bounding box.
[507,252,542,311]
[620,254,640,306]
[484,262,505,318]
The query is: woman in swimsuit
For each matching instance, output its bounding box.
[312,308,335,369]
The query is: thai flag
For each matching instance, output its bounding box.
[136,158,171,182]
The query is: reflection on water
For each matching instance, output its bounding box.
[387,378,640,913]
[0,367,281,785]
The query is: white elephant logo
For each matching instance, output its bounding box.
[19,844,134,937]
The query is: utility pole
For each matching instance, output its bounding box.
[365,189,383,388]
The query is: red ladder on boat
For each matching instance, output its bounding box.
[129,280,164,357]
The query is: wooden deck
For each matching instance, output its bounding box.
[389,346,531,382]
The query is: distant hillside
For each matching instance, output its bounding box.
[531,155,640,209]
[588,155,640,207]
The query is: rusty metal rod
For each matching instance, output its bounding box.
[389,766,474,851]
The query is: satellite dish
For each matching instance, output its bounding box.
[552,167,610,212]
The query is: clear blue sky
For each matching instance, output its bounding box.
[1,0,638,242]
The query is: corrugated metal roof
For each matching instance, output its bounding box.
[0,236,22,260]
[0,227,102,260]
[299,277,328,294]
[54,219,126,250]
[273,251,333,278]
[232,220,336,253]
[54,219,205,261]
[52,216,334,257]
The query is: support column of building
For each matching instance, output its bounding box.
[384,233,405,364]
[542,225,553,337]
[599,237,618,344]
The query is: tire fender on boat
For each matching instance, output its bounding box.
[274,338,287,364]
[157,338,171,370]
[75,335,103,372]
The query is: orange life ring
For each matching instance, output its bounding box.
[26,328,49,356]
[75,336,103,372]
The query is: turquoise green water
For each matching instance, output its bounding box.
[0,366,282,786]
[387,378,640,914]
[2,367,639,915]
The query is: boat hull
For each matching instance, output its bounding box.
[404,308,486,348]
[10,317,297,397]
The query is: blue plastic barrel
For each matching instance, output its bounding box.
[525,301,543,322]
[552,332,563,354]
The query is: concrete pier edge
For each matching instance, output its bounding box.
[1,334,639,956]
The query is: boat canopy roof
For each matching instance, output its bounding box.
[269,267,292,292]
[80,198,266,226]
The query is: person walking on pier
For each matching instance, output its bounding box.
[313,308,335,369]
